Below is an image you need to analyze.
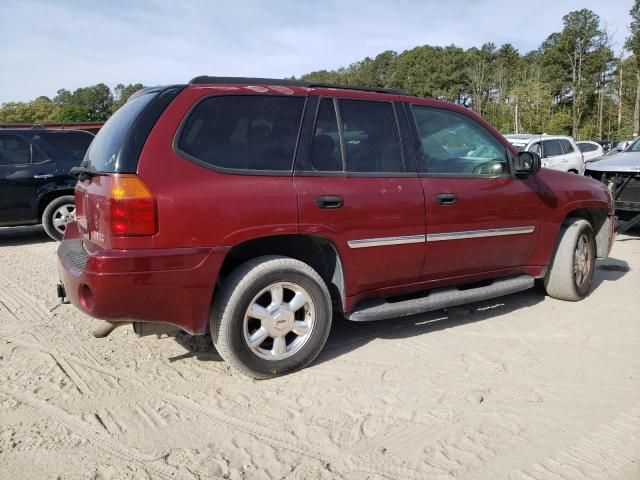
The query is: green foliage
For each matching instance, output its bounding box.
[1,83,144,124]
[300,8,622,140]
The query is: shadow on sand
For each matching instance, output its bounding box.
[0,225,52,247]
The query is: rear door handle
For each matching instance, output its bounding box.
[435,193,457,205]
[33,174,53,179]
[315,195,344,209]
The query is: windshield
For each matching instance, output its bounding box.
[83,92,157,172]
[626,138,640,152]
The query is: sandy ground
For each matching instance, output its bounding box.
[0,226,638,480]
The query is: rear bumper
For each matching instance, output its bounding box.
[57,232,228,335]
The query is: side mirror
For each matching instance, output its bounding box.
[513,151,541,176]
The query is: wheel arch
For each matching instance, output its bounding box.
[562,207,611,258]
[217,234,346,313]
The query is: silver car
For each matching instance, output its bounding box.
[585,138,640,232]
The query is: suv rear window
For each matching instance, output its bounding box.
[39,131,93,162]
[84,92,157,172]
[177,95,306,172]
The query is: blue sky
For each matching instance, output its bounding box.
[0,0,633,104]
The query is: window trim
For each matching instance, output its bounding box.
[173,93,309,176]
[409,104,512,178]
[296,96,415,177]
[0,134,34,166]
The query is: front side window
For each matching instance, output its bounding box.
[559,139,574,154]
[542,140,563,157]
[412,106,509,175]
[529,142,542,156]
[178,95,306,172]
[0,135,31,165]
[339,99,404,173]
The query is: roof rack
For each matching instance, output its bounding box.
[188,76,404,95]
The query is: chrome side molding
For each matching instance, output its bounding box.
[347,234,426,249]
[426,226,535,242]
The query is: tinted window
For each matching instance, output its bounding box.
[542,140,563,157]
[0,135,31,165]
[578,142,597,153]
[84,92,157,172]
[40,131,93,162]
[310,98,343,172]
[559,139,574,154]
[339,100,404,173]
[412,106,509,175]
[178,95,305,172]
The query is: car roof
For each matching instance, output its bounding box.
[504,134,574,143]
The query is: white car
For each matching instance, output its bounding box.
[576,141,604,163]
[504,134,584,174]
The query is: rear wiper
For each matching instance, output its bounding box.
[69,166,102,181]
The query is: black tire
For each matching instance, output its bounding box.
[544,218,596,301]
[42,195,76,241]
[211,255,332,379]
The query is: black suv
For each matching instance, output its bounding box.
[0,129,94,240]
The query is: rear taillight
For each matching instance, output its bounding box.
[109,175,157,236]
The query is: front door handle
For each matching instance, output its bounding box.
[34,174,53,179]
[316,195,344,209]
[435,193,457,205]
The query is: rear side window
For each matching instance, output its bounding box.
[578,142,597,153]
[177,95,306,172]
[0,135,31,165]
[40,131,93,162]
[559,139,574,154]
[542,140,563,157]
[339,99,404,173]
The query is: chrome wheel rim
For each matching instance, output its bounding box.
[574,232,593,288]
[52,204,76,235]
[243,281,315,361]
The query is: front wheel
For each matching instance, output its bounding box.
[211,256,332,379]
[42,195,76,241]
[544,218,596,301]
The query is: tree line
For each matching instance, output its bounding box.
[300,4,640,141]
[0,83,143,124]
[3,4,640,141]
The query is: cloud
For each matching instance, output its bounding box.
[0,0,631,103]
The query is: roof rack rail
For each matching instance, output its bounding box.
[188,76,404,95]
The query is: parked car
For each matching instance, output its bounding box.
[576,140,604,163]
[504,134,584,174]
[585,138,640,231]
[603,139,634,157]
[0,129,94,240]
[57,77,616,378]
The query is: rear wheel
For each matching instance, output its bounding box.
[211,256,332,379]
[42,195,75,241]
[544,218,596,301]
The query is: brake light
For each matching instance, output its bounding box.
[109,175,157,236]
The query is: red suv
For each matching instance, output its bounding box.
[57,77,616,378]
